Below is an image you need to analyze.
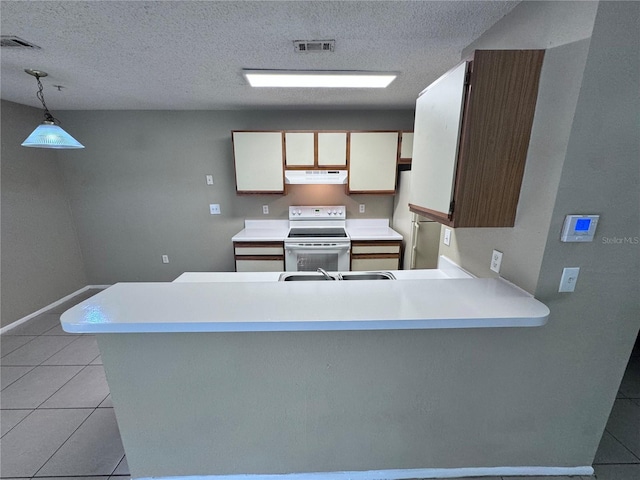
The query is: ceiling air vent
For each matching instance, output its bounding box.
[294,40,335,53]
[0,36,41,49]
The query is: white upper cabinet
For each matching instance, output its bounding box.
[399,132,414,162]
[285,131,348,168]
[232,131,284,193]
[284,132,315,167]
[348,132,399,193]
[409,62,467,215]
[317,132,348,167]
[408,50,545,227]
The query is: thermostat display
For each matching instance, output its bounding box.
[561,215,599,242]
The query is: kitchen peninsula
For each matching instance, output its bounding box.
[58,258,564,480]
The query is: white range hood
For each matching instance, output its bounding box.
[285,170,348,185]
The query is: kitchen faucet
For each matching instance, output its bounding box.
[317,268,335,280]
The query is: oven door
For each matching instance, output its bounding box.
[284,243,351,272]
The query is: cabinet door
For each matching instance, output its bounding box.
[317,132,347,167]
[409,62,468,216]
[348,132,399,193]
[285,132,315,167]
[399,132,413,163]
[232,132,284,193]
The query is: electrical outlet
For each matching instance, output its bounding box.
[490,250,503,273]
[162,255,169,264]
[205,175,214,185]
[262,205,269,215]
[559,267,580,292]
[443,228,452,246]
[209,204,221,215]
[359,204,365,214]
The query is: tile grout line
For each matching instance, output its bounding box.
[1,335,41,358]
[30,406,101,478]
[0,408,37,440]
[33,364,93,410]
[604,426,640,463]
[2,334,84,369]
[0,365,37,392]
[111,453,127,477]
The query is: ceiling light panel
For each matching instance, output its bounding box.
[243,70,397,88]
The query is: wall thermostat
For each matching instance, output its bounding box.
[561,214,599,242]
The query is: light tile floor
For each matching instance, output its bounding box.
[1,289,639,480]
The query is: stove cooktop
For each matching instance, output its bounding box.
[287,227,348,238]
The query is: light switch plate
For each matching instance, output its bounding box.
[209,204,221,215]
[490,250,503,273]
[443,228,451,246]
[162,255,169,264]
[559,267,580,292]
[205,175,214,185]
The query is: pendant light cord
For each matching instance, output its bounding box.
[34,74,57,124]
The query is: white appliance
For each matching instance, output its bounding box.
[392,171,441,269]
[284,206,351,272]
[284,170,348,185]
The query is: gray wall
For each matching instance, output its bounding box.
[1,100,87,327]
[57,110,414,284]
[533,0,640,456]
[442,0,640,465]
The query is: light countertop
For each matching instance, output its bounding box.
[61,258,549,334]
[232,219,402,242]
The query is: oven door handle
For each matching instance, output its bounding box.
[286,244,351,251]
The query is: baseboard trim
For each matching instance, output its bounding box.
[134,466,594,480]
[0,285,110,334]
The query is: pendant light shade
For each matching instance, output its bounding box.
[22,121,84,149]
[21,69,84,149]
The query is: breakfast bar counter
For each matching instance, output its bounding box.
[61,261,549,333]
[58,258,563,480]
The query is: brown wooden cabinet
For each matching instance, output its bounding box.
[409,50,545,227]
[350,240,402,271]
[234,241,285,272]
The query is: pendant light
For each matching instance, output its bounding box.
[21,69,84,149]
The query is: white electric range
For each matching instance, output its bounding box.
[284,206,350,272]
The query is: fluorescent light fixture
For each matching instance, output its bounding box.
[243,70,397,88]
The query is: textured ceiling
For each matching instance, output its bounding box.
[0,1,519,110]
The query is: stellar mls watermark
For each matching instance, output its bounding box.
[602,236,640,245]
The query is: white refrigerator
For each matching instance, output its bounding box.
[392,170,441,269]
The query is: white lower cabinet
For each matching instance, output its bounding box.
[350,240,402,271]
[234,242,285,272]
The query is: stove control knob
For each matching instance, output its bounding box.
[296,209,302,215]
[338,209,343,215]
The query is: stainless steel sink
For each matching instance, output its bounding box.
[280,274,333,281]
[279,271,395,281]
[340,272,396,280]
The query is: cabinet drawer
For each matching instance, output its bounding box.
[351,257,400,271]
[351,244,400,255]
[235,246,284,256]
[236,259,285,272]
